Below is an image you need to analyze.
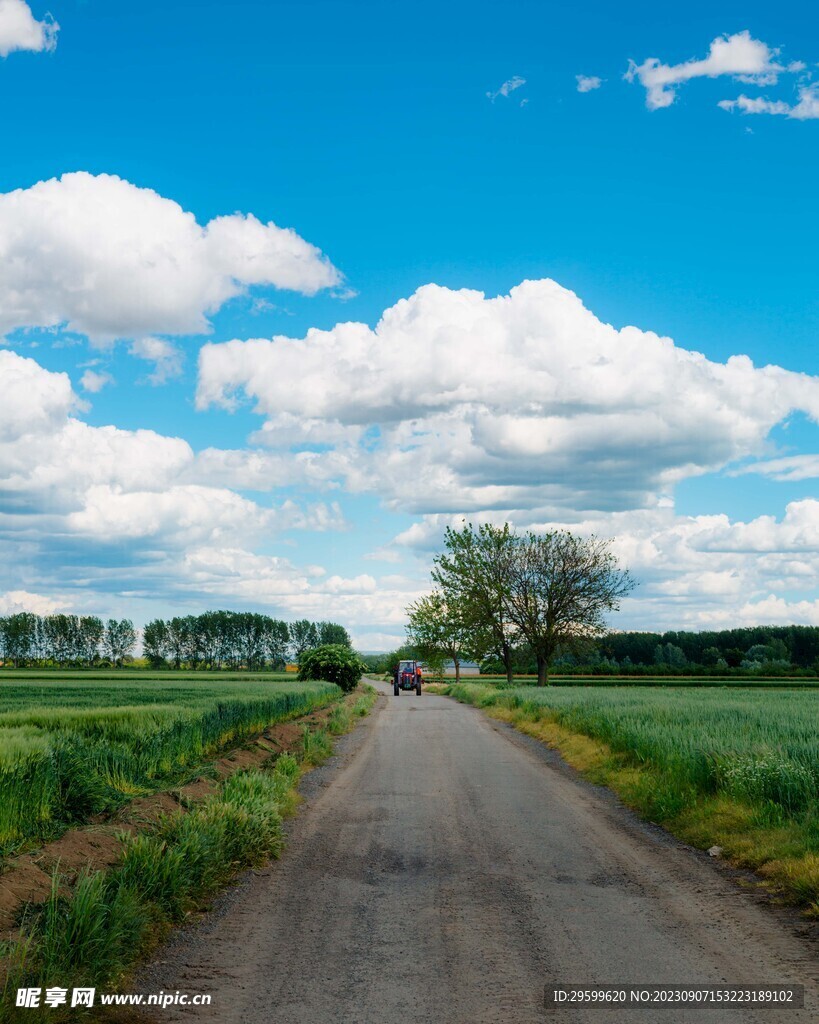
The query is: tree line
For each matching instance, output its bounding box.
[0,614,138,667]
[0,611,351,670]
[142,613,350,669]
[586,626,819,674]
[406,523,634,685]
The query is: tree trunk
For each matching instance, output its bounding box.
[536,654,549,686]
[454,656,461,684]
[502,641,514,686]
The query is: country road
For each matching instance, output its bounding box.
[138,682,818,1024]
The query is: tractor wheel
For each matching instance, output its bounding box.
[393,683,400,696]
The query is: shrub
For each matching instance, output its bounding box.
[298,644,365,693]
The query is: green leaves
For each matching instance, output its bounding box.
[298,644,365,693]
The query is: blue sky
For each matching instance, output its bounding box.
[0,0,817,647]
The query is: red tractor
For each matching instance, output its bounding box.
[393,659,422,696]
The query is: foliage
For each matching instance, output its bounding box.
[298,644,365,693]
[595,625,819,673]
[408,524,634,686]
[431,523,519,683]
[0,614,135,668]
[0,610,352,671]
[406,592,475,681]
[104,619,137,667]
[141,611,329,670]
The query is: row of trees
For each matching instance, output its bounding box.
[406,523,634,685]
[0,614,138,667]
[142,613,351,669]
[0,610,351,670]
[589,626,819,673]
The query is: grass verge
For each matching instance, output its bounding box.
[0,684,377,1021]
[431,682,819,916]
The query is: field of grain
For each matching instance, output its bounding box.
[0,673,339,852]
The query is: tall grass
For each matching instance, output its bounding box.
[2,757,301,1016]
[0,730,54,846]
[0,680,338,850]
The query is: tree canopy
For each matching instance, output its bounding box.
[406,524,635,685]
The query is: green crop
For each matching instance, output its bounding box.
[0,675,339,850]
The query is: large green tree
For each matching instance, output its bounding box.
[406,591,475,683]
[432,522,519,684]
[505,531,634,685]
[104,619,138,667]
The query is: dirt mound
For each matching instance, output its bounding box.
[176,777,219,803]
[118,792,184,827]
[0,859,53,933]
[33,826,128,876]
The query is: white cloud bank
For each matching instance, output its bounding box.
[626,30,804,110]
[390,500,819,630]
[6,277,819,638]
[0,350,350,539]
[719,83,819,120]
[0,172,341,342]
[0,349,404,639]
[0,0,57,57]
[197,278,819,517]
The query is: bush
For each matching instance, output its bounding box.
[298,644,365,693]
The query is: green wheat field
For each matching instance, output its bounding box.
[0,673,338,853]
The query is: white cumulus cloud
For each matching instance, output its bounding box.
[0,348,75,440]
[0,172,341,342]
[80,369,113,393]
[196,279,819,517]
[0,349,364,629]
[626,30,802,110]
[0,589,63,615]
[0,0,57,57]
[576,74,602,93]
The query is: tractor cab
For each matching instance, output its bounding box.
[394,659,422,696]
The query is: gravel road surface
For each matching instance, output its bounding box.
[137,682,818,1024]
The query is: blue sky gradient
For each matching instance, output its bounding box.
[0,0,817,647]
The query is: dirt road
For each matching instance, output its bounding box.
[139,683,818,1023]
